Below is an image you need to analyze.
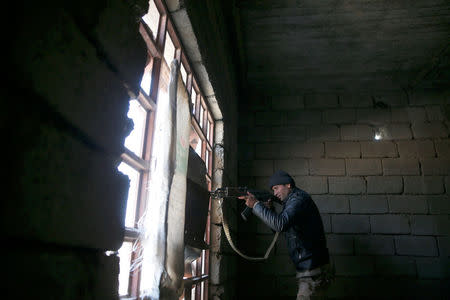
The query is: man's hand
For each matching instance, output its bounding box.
[238,192,258,208]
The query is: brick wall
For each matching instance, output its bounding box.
[237,91,450,299]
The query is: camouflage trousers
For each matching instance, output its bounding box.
[296,265,332,300]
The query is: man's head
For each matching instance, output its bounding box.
[268,170,295,201]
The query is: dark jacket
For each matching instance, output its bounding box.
[253,187,329,272]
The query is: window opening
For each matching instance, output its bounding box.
[124,99,147,158]
[142,0,160,40]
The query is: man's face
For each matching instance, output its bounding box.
[272,184,292,201]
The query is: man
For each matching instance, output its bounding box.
[239,170,330,299]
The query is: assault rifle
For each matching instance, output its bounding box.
[211,187,281,221]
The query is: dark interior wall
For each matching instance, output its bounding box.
[4,0,148,298]
[237,90,450,299]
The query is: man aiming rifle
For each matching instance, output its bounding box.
[238,170,331,299]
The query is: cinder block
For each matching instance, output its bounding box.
[416,257,450,279]
[286,110,321,125]
[245,126,271,143]
[367,176,403,194]
[313,195,350,213]
[341,125,374,141]
[255,111,284,125]
[356,108,391,125]
[285,142,324,158]
[307,125,340,141]
[339,94,372,108]
[255,143,285,159]
[395,236,438,256]
[238,160,273,177]
[425,105,445,121]
[237,143,254,162]
[382,158,420,175]
[388,195,429,214]
[349,195,388,214]
[361,141,397,158]
[294,176,328,194]
[397,140,435,158]
[334,256,374,276]
[273,159,308,176]
[210,254,237,284]
[346,159,382,175]
[305,93,338,108]
[421,159,450,175]
[404,176,444,194]
[370,215,410,234]
[409,91,447,105]
[309,159,345,175]
[325,142,360,158]
[411,215,450,235]
[374,94,408,107]
[271,95,304,110]
[326,234,354,255]
[270,125,307,142]
[437,237,450,256]
[332,215,370,233]
[391,107,427,123]
[321,214,332,233]
[446,176,450,194]
[355,235,395,255]
[247,94,271,112]
[374,256,416,277]
[428,195,450,214]
[323,109,356,124]
[383,124,413,140]
[435,140,450,158]
[329,176,366,194]
[412,122,448,139]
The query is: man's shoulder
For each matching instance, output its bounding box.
[291,188,311,200]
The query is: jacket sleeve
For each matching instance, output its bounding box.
[252,196,304,232]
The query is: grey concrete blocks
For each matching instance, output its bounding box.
[349,195,388,214]
[310,159,346,175]
[421,158,450,175]
[435,140,450,158]
[437,237,450,256]
[270,125,307,142]
[425,105,445,121]
[334,256,374,276]
[388,195,429,214]
[274,159,308,175]
[305,93,338,108]
[391,107,427,123]
[367,176,403,194]
[326,234,354,254]
[271,95,304,110]
[361,141,397,158]
[294,176,328,194]
[374,256,416,277]
[255,111,284,125]
[415,257,450,279]
[410,215,450,235]
[238,159,273,177]
[355,235,395,255]
[395,236,438,256]
[403,176,444,194]
[329,176,366,194]
[321,214,332,233]
[383,124,413,140]
[286,142,325,158]
[428,195,450,214]
[341,125,374,141]
[397,140,435,158]
[307,125,340,141]
[370,215,410,234]
[314,195,350,213]
[325,142,360,158]
[356,108,391,125]
[412,122,448,139]
[332,215,370,233]
[286,110,322,125]
[382,158,420,175]
[346,159,382,175]
[339,94,373,108]
[323,109,356,124]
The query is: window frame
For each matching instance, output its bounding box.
[119,0,216,299]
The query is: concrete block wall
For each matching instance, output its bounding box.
[237,91,450,299]
[4,0,147,298]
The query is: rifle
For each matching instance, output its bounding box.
[211,187,281,221]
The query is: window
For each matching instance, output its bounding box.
[117,1,216,299]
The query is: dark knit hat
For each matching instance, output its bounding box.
[268,170,295,189]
